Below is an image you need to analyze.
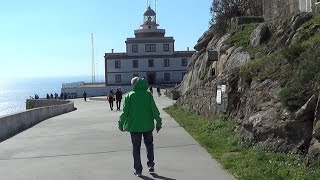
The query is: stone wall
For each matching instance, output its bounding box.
[0,100,74,142]
[26,99,69,109]
[262,0,300,21]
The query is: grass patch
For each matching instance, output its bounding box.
[296,13,320,43]
[240,53,289,88]
[164,106,320,179]
[228,24,257,49]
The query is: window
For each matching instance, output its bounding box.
[163,44,169,52]
[164,73,170,82]
[181,58,188,66]
[115,74,121,83]
[148,59,154,67]
[145,44,156,52]
[132,60,139,68]
[115,60,121,69]
[133,74,139,78]
[132,44,138,53]
[164,59,170,67]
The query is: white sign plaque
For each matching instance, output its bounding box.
[221,85,226,92]
[216,89,222,105]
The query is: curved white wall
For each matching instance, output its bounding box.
[0,100,74,142]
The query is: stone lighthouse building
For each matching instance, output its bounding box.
[104,6,195,86]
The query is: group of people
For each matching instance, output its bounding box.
[107,88,123,111]
[105,86,161,111]
[149,86,161,97]
[46,93,67,100]
[34,94,39,99]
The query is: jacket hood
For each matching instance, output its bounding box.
[133,78,149,91]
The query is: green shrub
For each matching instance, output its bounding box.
[228,24,257,48]
[298,13,320,42]
[279,87,303,111]
[240,58,262,86]
[240,54,289,87]
[279,47,320,111]
[281,44,306,65]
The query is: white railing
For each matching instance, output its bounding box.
[62,81,85,88]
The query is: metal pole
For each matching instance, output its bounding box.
[91,33,95,83]
[155,0,157,24]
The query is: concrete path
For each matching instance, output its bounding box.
[0,94,235,180]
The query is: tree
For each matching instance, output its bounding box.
[210,0,263,34]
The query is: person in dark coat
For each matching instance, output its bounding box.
[115,88,123,110]
[149,86,153,95]
[156,86,161,97]
[50,93,54,99]
[107,90,115,111]
[46,94,50,99]
[83,91,88,101]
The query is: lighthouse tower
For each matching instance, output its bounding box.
[134,6,166,38]
[105,5,194,86]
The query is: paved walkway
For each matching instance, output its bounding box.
[0,94,235,180]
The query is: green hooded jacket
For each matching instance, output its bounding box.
[118,78,162,132]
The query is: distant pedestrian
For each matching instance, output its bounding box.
[118,77,162,177]
[46,94,50,99]
[50,93,53,99]
[63,93,67,100]
[157,86,161,97]
[107,90,115,111]
[149,86,153,95]
[115,88,123,110]
[54,93,58,99]
[60,93,63,99]
[83,91,88,101]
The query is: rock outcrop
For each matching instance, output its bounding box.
[250,23,270,47]
[177,12,320,157]
[273,13,313,48]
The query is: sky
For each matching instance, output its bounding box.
[0,0,212,80]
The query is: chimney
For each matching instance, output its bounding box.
[111,49,114,53]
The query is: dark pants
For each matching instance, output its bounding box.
[116,99,122,110]
[109,101,113,110]
[130,131,155,173]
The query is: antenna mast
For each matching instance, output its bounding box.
[155,0,157,24]
[91,33,96,83]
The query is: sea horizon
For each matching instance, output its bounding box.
[0,75,105,117]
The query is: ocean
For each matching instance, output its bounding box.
[0,76,95,117]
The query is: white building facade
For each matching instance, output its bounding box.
[104,6,194,86]
[299,0,316,12]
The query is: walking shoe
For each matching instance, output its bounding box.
[133,171,142,177]
[148,167,154,172]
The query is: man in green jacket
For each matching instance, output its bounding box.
[118,77,162,177]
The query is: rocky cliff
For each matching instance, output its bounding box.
[177,13,320,157]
